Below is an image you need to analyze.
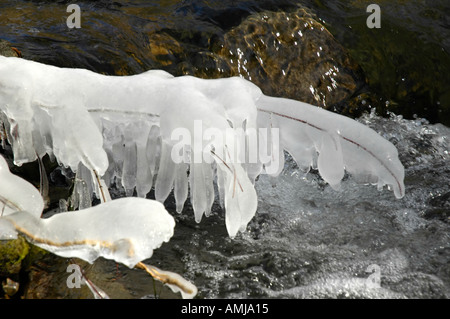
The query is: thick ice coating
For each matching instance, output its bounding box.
[256,95,405,199]
[137,263,198,299]
[0,56,405,236]
[1,198,175,268]
[0,154,44,217]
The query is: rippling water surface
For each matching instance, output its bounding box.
[0,0,449,299]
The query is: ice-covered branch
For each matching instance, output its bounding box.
[0,153,198,298]
[1,198,175,268]
[256,95,405,199]
[0,155,175,269]
[0,56,405,237]
[136,262,198,299]
[0,153,175,268]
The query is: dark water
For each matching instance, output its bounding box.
[1,0,449,123]
[0,1,449,299]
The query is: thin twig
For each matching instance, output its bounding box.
[69,258,105,299]
[92,169,106,203]
[210,148,244,197]
[0,195,21,214]
[224,147,244,194]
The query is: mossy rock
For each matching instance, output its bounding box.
[0,237,30,276]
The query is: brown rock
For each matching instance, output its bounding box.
[209,9,367,115]
[0,40,22,57]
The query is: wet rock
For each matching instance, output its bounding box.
[0,39,22,57]
[423,208,450,224]
[147,32,184,67]
[327,1,450,125]
[2,278,19,297]
[24,253,92,299]
[195,8,367,116]
[424,191,450,223]
[23,255,175,299]
[429,191,450,208]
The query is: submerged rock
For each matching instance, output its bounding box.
[192,8,367,116]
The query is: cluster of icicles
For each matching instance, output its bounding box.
[0,56,405,298]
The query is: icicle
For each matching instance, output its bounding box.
[136,144,152,198]
[212,148,258,237]
[216,161,226,209]
[37,154,50,210]
[316,131,344,189]
[122,141,137,196]
[155,141,176,203]
[189,162,208,223]
[147,125,161,177]
[69,163,93,210]
[202,155,215,217]
[174,162,189,213]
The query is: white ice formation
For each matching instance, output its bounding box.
[1,198,175,268]
[0,153,175,269]
[0,153,199,298]
[0,56,405,237]
[0,154,44,217]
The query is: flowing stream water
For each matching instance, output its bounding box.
[0,0,449,299]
